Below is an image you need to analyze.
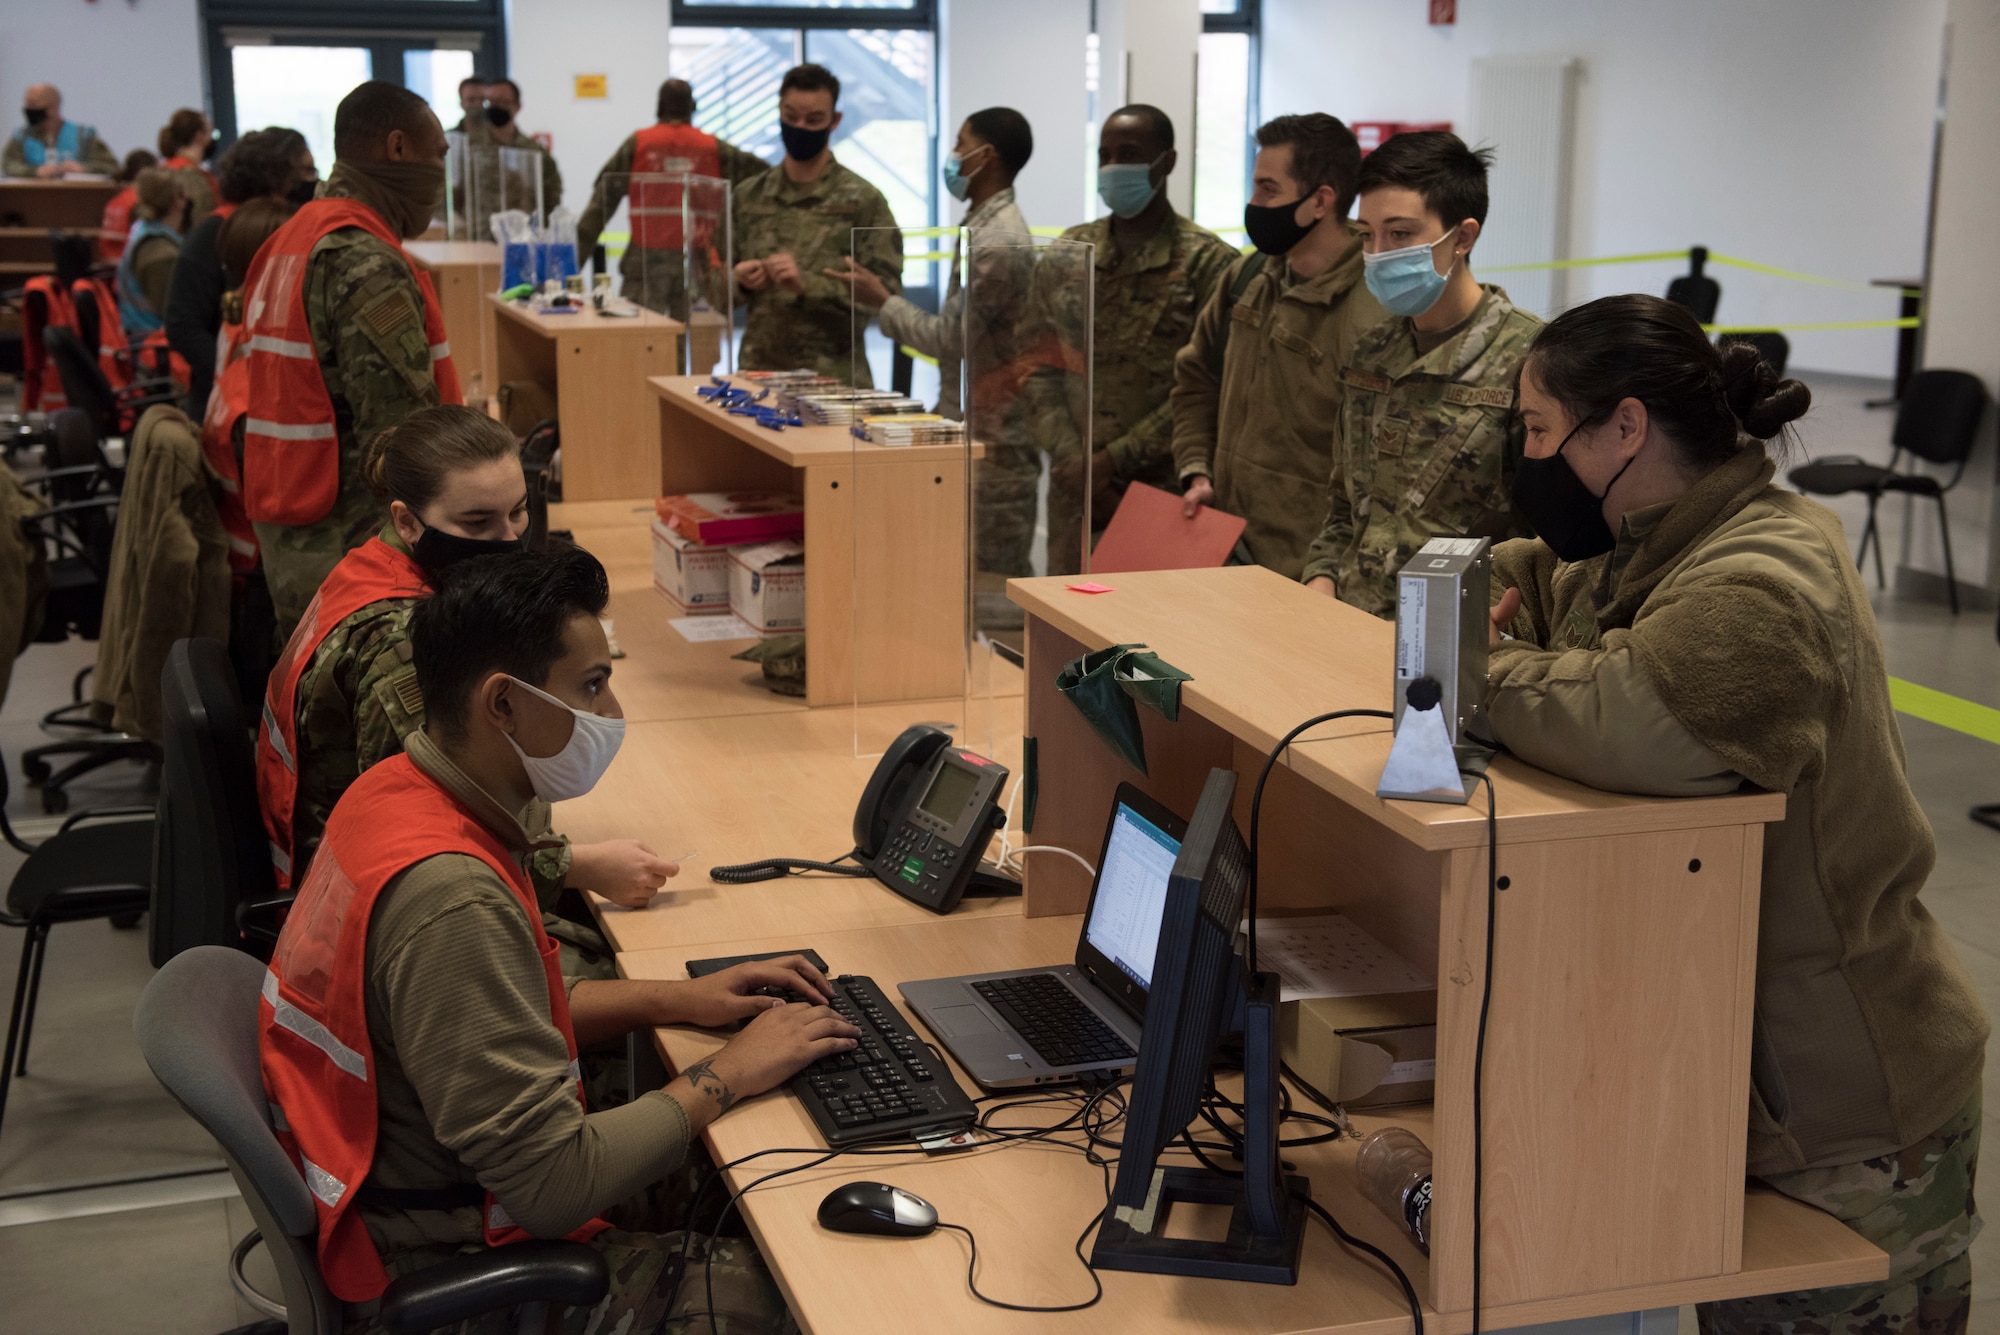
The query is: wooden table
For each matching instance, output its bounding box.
[0,178,117,278]
[987,565,1885,1325]
[405,241,501,403]
[621,914,1886,1335]
[490,296,685,501]
[651,376,982,709]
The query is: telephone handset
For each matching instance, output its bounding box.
[708,725,1010,914]
[855,725,1009,914]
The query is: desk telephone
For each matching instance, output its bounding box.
[710,725,1012,914]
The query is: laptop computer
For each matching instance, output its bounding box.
[899,784,1187,1089]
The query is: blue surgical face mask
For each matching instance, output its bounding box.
[942,144,988,202]
[1097,154,1164,219]
[1362,229,1460,318]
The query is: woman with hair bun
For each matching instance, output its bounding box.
[1484,292,1986,1334]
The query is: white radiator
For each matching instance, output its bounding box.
[1466,56,1580,319]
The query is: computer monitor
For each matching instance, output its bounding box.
[1091,766,1309,1284]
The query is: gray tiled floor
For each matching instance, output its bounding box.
[0,373,1995,1331]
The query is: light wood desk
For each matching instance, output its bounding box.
[992,565,1883,1324]
[652,376,980,709]
[405,241,501,402]
[620,915,1885,1335]
[0,178,116,278]
[490,296,684,501]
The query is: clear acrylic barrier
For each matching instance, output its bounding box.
[493,144,547,232]
[604,173,734,373]
[681,174,732,375]
[964,233,1093,762]
[846,225,975,759]
[439,131,471,240]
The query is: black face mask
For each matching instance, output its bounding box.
[23,107,47,128]
[412,525,523,577]
[1243,196,1317,256]
[484,104,513,129]
[1510,417,1639,563]
[287,175,320,207]
[203,138,219,162]
[780,121,830,162]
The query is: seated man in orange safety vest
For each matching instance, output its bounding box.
[241,79,459,639]
[259,545,856,1328]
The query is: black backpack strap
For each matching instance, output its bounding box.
[1205,252,1267,381]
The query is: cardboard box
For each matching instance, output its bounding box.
[650,518,732,615]
[728,539,805,636]
[1279,991,1438,1110]
[657,491,804,547]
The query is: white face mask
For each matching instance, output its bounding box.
[503,675,625,804]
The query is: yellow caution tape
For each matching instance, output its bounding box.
[899,344,938,367]
[1485,249,1692,272]
[1889,678,2000,746]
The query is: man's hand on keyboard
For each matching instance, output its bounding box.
[673,1003,862,1129]
[672,955,837,1028]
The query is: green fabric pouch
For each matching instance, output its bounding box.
[1054,643,1193,775]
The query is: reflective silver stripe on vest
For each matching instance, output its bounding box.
[269,840,291,877]
[487,1200,515,1232]
[568,1059,582,1084]
[247,335,316,360]
[300,1154,348,1209]
[261,699,295,774]
[218,475,241,495]
[262,969,367,1080]
[430,342,451,361]
[229,534,258,558]
[245,417,337,442]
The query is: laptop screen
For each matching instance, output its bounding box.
[1083,802,1183,991]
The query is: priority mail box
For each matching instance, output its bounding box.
[651,518,731,615]
[728,539,805,636]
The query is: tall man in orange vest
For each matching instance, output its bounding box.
[242,80,458,637]
[575,78,768,320]
[260,545,851,1326]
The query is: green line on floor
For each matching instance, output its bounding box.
[1889,678,2000,746]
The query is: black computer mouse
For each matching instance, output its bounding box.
[816,1181,938,1237]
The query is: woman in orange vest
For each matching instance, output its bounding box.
[157,107,219,228]
[254,405,681,978]
[97,148,158,264]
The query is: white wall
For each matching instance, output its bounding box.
[1260,0,1948,379]
[1910,0,2000,599]
[0,0,206,167]
[1096,0,1204,218]
[940,0,1089,233]
[504,0,676,214]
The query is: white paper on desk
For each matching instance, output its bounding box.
[670,614,759,643]
[1248,912,1433,1003]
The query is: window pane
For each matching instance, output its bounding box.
[232,45,372,174]
[803,28,934,276]
[670,26,799,164]
[1193,31,1249,238]
[680,0,916,8]
[405,48,477,133]
[1200,0,1242,12]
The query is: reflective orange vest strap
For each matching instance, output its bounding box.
[255,538,429,890]
[21,276,74,413]
[241,198,462,526]
[203,320,260,573]
[258,752,606,1302]
[629,123,720,251]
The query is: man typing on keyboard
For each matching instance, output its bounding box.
[259,546,859,1333]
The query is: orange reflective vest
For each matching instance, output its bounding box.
[21,275,75,413]
[629,122,720,251]
[258,751,608,1302]
[256,537,428,891]
[241,198,460,526]
[99,185,136,263]
[202,319,260,573]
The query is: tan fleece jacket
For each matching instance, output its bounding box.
[1485,445,1988,1175]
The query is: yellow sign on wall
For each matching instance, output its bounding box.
[574,74,608,100]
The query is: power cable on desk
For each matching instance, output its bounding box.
[992,774,1098,879]
[709,849,873,883]
[1303,1197,1426,1335]
[1464,767,1499,1335]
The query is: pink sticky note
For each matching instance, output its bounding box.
[1066,581,1116,594]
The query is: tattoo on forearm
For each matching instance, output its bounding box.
[681,1057,735,1112]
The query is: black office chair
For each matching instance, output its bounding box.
[1787,369,1988,614]
[135,947,611,1335]
[152,638,285,966]
[1666,246,1721,324]
[41,324,178,444]
[0,755,153,1142]
[71,279,175,390]
[521,417,560,543]
[1717,331,1789,379]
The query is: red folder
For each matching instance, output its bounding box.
[1088,481,1248,573]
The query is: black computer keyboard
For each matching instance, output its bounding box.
[793,975,978,1147]
[970,973,1136,1069]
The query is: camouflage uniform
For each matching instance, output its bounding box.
[1014,210,1236,574]
[253,179,444,638]
[1299,283,1541,616]
[576,129,769,322]
[461,117,564,238]
[1699,1090,1981,1334]
[731,157,902,385]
